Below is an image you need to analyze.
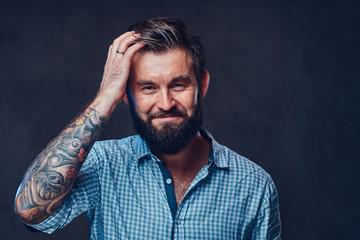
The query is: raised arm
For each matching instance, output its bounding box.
[15,32,145,224]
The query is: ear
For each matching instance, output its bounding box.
[123,92,129,106]
[200,70,210,99]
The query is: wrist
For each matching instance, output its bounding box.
[90,93,121,121]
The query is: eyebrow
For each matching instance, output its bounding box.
[136,80,155,86]
[136,74,193,86]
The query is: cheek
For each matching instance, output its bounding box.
[133,95,155,116]
[178,92,198,113]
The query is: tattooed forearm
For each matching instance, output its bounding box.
[15,107,105,224]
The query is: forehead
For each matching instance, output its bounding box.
[130,48,194,82]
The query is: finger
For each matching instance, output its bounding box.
[111,42,145,76]
[114,34,138,58]
[121,42,146,67]
[105,44,113,65]
[109,31,135,59]
[113,31,135,44]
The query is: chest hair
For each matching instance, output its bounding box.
[172,176,194,206]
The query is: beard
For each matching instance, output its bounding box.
[128,98,202,155]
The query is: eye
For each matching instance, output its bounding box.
[172,83,187,90]
[141,85,157,93]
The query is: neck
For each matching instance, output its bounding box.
[154,131,211,177]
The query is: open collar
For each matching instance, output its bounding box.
[132,128,230,169]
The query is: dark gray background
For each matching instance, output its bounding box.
[1,0,359,239]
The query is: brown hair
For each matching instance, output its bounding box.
[130,17,205,85]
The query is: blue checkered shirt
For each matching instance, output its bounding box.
[23,129,281,239]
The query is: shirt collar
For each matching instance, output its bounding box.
[199,128,230,169]
[133,135,152,161]
[132,128,230,169]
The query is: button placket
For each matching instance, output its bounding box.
[166,178,172,185]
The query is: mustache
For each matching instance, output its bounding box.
[148,108,187,120]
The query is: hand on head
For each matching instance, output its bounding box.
[97,31,145,107]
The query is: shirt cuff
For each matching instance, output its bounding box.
[20,200,69,234]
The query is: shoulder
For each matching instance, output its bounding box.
[91,135,137,154]
[85,135,146,166]
[215,143,279,206]
[212,140,276,195]
[93,134,149,153]
[202,129,274,187]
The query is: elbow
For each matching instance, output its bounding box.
[14,192,44,225]
[14,192,22,216]
[14,193,28,223]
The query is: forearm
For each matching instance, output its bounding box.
[15,31,144,225]
[15,103,106,225]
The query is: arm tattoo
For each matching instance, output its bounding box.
[15,107,105,224]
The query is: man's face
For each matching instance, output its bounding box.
[127,48,203,154]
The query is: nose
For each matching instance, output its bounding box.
[156,89,176,111]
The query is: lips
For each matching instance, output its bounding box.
[160,114,181,118]
[148,109,187,121]
[153,115,183,121]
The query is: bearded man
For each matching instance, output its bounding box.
[15,17,281,239]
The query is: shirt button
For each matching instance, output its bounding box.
[175,220,181,225]
[166,178,172,185]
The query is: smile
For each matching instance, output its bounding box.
[153,115,183,122]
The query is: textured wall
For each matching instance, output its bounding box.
[1,0,359,239]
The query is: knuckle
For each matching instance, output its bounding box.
[114,67,126,75]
